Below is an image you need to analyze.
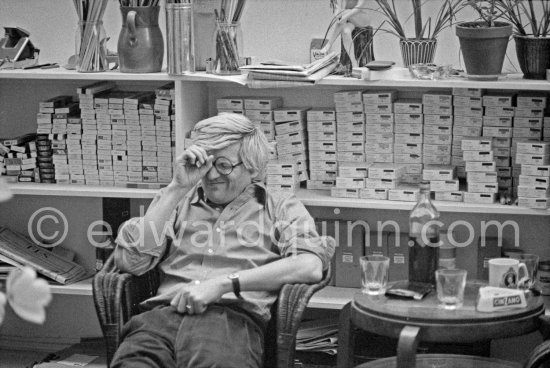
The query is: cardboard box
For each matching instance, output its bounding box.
[332,219,364,288]
[387,232,408,281]
[307,108,336,121]
[363,90,397,104]
[359,188,388,200]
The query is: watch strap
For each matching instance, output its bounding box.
[229,273,242,299]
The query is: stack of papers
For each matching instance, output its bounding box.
[240,52,339,84]
[296,318,339,355]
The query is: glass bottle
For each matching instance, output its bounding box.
[408,181,440,285]
[75,21,107,72]
[212,22,242,75]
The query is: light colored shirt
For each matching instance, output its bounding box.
[114,182,332,323]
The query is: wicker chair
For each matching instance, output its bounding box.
[93,253,333,368]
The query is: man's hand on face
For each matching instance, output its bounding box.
[171,145,214,190]
[170,278,226,315]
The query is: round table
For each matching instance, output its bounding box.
[337,281,546,368]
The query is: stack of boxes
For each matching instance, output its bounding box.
[452,88,485,181]
[390,98,423,201]
[364,91,395,166]
[0,134,37,183]
[36,95,80,184]
[77,81,116,186]
[462,137,498,204]
[332,90,366,199]
[516,140,550,209]
[482,92,516,201]
[511,92,547,198]
[307,108,338,191]
[151,83,176,186]
[267,107,309,192]
[424,165,460,202]
[122,90,155,186]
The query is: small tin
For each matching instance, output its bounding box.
[538,261,550,295]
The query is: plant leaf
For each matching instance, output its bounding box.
[6,267,52,324]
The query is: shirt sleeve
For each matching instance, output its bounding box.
[271,192,334,270]
[114,190,178,275]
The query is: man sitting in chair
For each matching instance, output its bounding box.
[111,113,334,368]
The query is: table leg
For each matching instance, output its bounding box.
[337,302,355,368]
[396,325,420,368]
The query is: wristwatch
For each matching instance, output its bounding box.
[228,273,242,299]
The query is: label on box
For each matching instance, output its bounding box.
[307,121,337,132]
[394,113,423,125]
[388,186,419,201]
[435,191,464,202]
[368,163,406,179]
[365,114,394,124]
[362,90,397,104]
[359,187,388,199]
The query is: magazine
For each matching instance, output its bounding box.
[0,226,88,284]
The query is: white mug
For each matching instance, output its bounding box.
[489,258,528,288]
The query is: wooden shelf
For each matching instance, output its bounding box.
[308,286,358,309]
[2,68,550,91]
[50,277,93,296]
[9,182,158,199]
[0,68,171,81]
[7,183,549,214]
[297,189,550,216]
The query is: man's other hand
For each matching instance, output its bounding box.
[170,278,226,315]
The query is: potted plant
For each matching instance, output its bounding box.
[499,0,550,79]
[374,0,465,66]
[455,0,513,80]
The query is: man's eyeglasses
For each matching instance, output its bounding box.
[213,157,243,175]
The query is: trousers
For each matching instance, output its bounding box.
[111,304,264,368]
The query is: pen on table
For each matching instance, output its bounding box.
[23,63,59,70]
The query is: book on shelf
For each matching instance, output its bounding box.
[247,62,338,83]
[240,51,339,76]
[0,226,89,285]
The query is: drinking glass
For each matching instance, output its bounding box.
[360,255,389,295]
[509,253,539,290]
[436,268,467,310]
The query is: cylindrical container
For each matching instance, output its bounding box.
[118,6,164,73]
[165,2,195,74]
[212,22,242,75]
[75,21,108,72]
[538,261,550,295]
[399,38,437,67]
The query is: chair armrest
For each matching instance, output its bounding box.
[524,340,550,368]
[92,254,160,364]
[274,264,333,368]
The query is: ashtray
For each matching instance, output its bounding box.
[408,63,452,80]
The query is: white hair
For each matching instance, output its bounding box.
[192,113,270,180]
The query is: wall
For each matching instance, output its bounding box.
[0,0,522,72]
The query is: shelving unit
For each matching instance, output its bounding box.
[1,68,549,309]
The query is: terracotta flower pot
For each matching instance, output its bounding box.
[514,35,550,80]
[455,21,512,81]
